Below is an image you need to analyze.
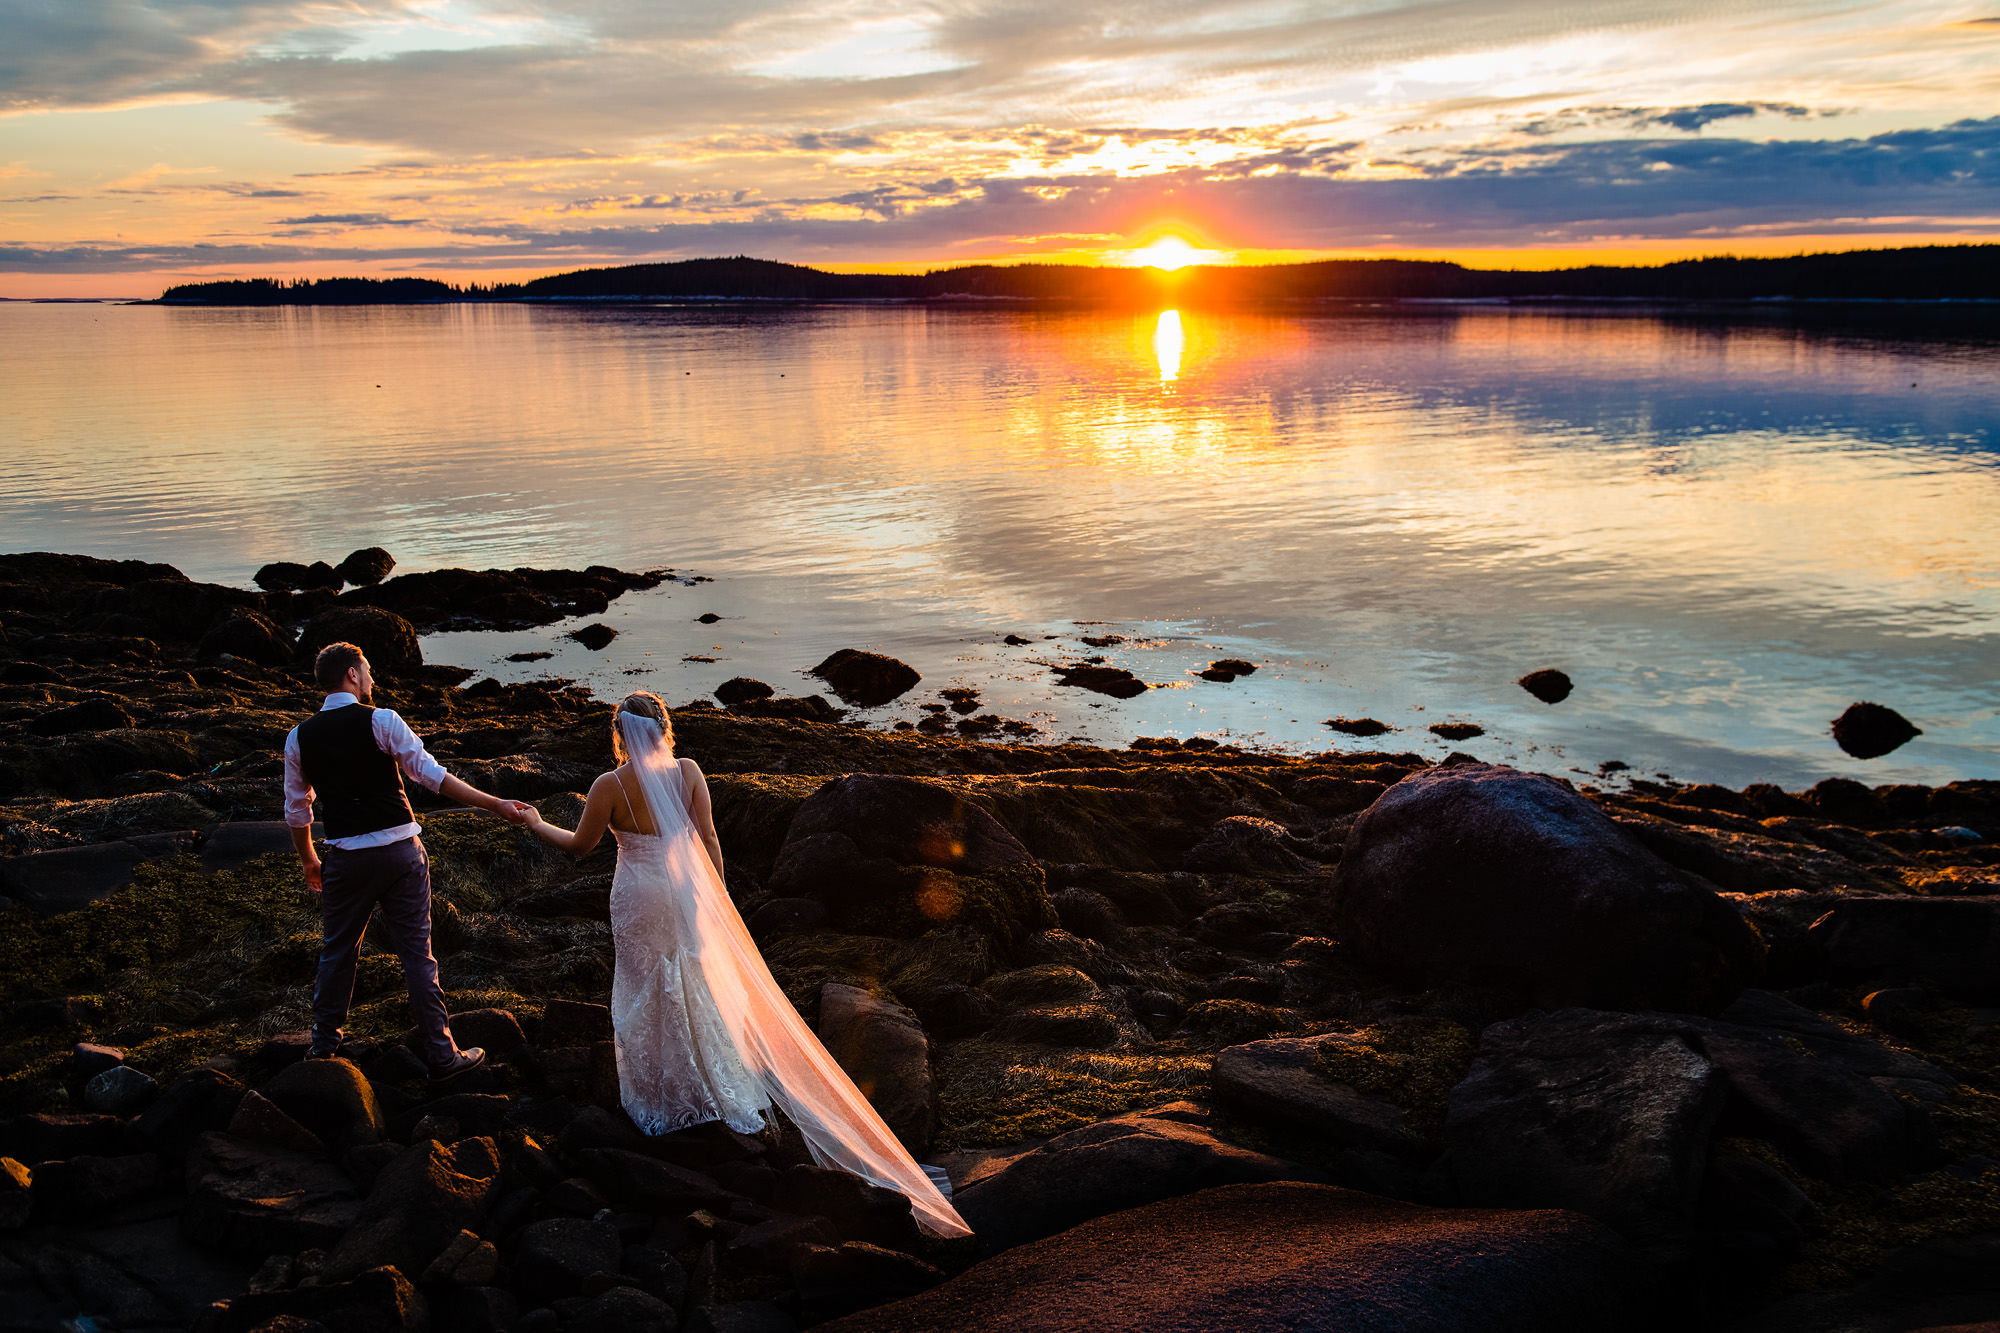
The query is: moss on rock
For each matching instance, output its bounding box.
[1309,1017,1476,1140]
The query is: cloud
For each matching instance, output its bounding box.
[1636,102,1814,132]
[274,211,418,225]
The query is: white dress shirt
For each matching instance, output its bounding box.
[283,692,451,850]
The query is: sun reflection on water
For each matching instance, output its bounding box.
[1153,309,1183,383]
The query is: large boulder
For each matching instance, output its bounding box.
[953,1102,1326,1253]
[820,1181,1635,1332]
[296,605,423,676]
[196,608,294,666]
[818,983,937,1157]
[183,1131,363,1257]
[259,1056,385,1155]
[809,649,921,706]
[1331,763,1764,1012]
[1442,1010,1726,1242]
[325,1137,502,1280]
[1808,896,2000,1002]
[769,776,1056,950]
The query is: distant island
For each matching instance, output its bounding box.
[155,245,2000,306]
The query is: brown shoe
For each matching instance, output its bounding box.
[428,1047,486,1082]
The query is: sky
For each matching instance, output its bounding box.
[2,0,1998,295]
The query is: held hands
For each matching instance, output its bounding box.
[495,799,537,826]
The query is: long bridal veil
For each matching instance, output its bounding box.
[615,712,972,1239]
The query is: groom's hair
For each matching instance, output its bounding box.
[314,642,365,691]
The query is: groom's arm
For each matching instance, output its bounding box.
[282,727,321,892]
[372,709,529,823]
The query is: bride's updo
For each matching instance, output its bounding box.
[612,690,673,761]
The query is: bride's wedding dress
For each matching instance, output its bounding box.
[606,712,970,1238]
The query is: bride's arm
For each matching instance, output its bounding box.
[682,758,726,879]
[523,773,617,856]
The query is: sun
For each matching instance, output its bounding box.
[1118,233,1228,270]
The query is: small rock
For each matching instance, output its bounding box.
[1050,663,1147,699]
[335,546,396,587]
[1831,701,1922,759]
[1518,668,1573,704]
[70,1042,124,1082]
[1862,987,1931,1035]
[83,1064,156,1115]
[1324,717,1393,736]
[323,1137,503,1282]
[697,611,722,623]
[810,649,923,706]
[261,1056,385,1155]
[227,1089,326,1154]
[1428,721,1485,740]
[254,561,312,592]
[716,677,776,706]
[422,1227,501,1286]
[568,623,618,651]
[1002,634,1031,645]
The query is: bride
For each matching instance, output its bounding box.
[521,691,969,1238]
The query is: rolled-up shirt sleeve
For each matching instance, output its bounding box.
[282,727,315,828]
[372,709,450,793]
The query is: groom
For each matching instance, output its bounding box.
[284,641,531,1078]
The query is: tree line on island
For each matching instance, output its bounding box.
[155,245,2000,306]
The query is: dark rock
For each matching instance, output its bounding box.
[0,1156,29,1228]
[260,1057,386,1155]
[1805,776,1883,825]
[506,650,554,662]
[1182,816,1316,876]
[698,611,722,623]
[685,1302,797,1333]
[207,1264,426,1333]
[198,609,294,667]
[1049,888,1124,943]
[746,897,830,939]
[1862,986,1931,1036]
[792,1240,946,1322]
[988,1004,1121,1047]
[1518,668,1573,704]
[339,565,658,633]
[255,561,313,592]
[1333,763,1764,1013]
[567,1285,676,1333]
[1290,775,1389,816]
[622,1245,689,1307]
[1697,1153,1814,1254]
[30,1152,168,1223]
[0,1111,127,1163]
[716,677,776,706]
[539,998,615,1047]
[579,1148,737,1214]
[1831,701,1923,759]
[826,1181,1634,1332]
[545,1174,613,1216]
[1212,1036,1425,1157]
[28,696,137,736]
[183,1131,363,1257]
[515,1217,623,1307]
[1051,664,1147,699]
[84,1064,158,1115]
[818,983,937,1156]
[131,1069,246,1161]
[297,604,422,676]
[728,1212,841,1272]
[304,560,343,590]
[568,623,618,651]
[901,982,997,1039]
[227,1089,326,1154]
[1323,716,1394,736]
[433,1286,517,1333]
[71,1042,125,1082]
[730,694,846,722]
[810,649,922,707]
[1443,1009,1725,1240]
[324,1138,500,1281]
[774,1164,920,1252]
[336,547,397,587]
[1189,900,1283,947]
[1809,896,2000,1001]
[1429,721,1485,740]
[447,1009,528,1059]
[953,1103,1326,1253]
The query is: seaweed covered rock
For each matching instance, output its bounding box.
[196,608,294,666]
[1808,896,2000,1001]
[1332,763,1763,1013]
[809,649,922,707]
[296,605,423,676]
[336,546,397,588]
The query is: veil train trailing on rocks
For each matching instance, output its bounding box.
[608,710,971,1239]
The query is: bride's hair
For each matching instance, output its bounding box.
[612,690,673,762]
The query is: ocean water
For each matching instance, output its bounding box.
[5,298,1998,789]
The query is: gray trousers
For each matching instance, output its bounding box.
[313,835,457,1066]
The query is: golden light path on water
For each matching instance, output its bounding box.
[5,300,1997,787]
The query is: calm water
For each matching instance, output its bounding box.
[6,299,1999,789]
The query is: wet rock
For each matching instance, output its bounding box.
[568,623,617,651]
[953,1102,1325,1253]
[717,676,776,706]
[297,605,423,676]
[819,983,937,1157]
[326,1137,501,1281]
[1332,763,1764,1013]
[698,611,723,623]
[810,649,922,706]
[183,1131,363,1257]
[819,1181,1635,1333]
[1831,701,1923,759]
[197,609,294,667]
[1050,663,1147,699]
[515,1216,623,1307]
[205,1264,426,1333]
[1518,668,1574,704]
[304,560,343,590]
[1323,716,1393,737]
[731,693,847,722]
[1809,896,2000,1001]
[254,561,312,592]
[260,1057,386,1155]
[84,1064,157,1115]
[1212,1036,1425,1157]
[1429,721,1485,740]
[1443,1010,1725,1241]
[1180,816,1317,877]
[340,565,658,633]
[336,547,397,587]
[28,696,136,736]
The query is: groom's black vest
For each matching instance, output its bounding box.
[296,704,414,840]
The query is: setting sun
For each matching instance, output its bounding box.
[1119,235,1229,270]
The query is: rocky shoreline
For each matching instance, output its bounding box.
[0,551,1996,1333]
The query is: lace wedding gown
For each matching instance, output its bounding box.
[605,712,970,1239]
